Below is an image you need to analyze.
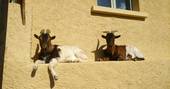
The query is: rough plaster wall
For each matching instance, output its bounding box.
[2,3,33,89]
[2,0,170,89]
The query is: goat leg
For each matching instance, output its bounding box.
[33,60,45,70]
[31,44,39,61]
[49,58,58,80]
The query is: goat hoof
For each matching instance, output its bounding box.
[33,65,38,70]
[53,75,58,80]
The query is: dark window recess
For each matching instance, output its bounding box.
[116,0,132,10]
[97,0,111,7]
[97,0,139,11]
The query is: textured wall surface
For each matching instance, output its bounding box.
[2,0,170,89]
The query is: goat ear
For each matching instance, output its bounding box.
[115,35,121,39]
[102,35,106,39]
[34,34,39,39]
[51,36,56,40]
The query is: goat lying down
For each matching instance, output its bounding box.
[32,29,87,80]
[55,45,88,62]
[125,45,144,60]
[97,31,144,61]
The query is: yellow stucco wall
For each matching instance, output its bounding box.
[2,0,170,89]
[30,0,170,61]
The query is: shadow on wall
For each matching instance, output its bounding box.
[92,39,109,61]
[9,0,25,25]
[91,11,145,21]
[30,67,55,89]
[0,0,8,89]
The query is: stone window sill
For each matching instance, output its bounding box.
[91,6,148,19]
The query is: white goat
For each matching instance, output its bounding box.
[32,29,87,80]
[126,45,144,60]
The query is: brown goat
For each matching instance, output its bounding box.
[32,29,60,80]
[101,31,144,61]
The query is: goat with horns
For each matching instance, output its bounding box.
[99,30,145,61]
[32,29,88,80]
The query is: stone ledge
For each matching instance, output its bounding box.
[91,6,148,19]
[3,60,170,89]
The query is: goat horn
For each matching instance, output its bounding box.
[46,29,51,34]
[103,31,111,33]
[40,29,45,34]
